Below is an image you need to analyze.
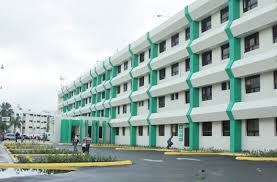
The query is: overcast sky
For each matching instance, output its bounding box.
[0,0,195,113]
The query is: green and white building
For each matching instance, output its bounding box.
[57,0,277,152]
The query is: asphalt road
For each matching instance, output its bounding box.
[2,145,277,182]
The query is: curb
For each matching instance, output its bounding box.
[115,147,175,152]
[12,154,82,157]
[0,160,133,169]
[236,157,277,162]
[164,152,249,157]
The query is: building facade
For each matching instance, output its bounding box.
[58,0,277,152]
[19,112,54,137]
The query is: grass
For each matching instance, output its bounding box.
[9,148,76,154]
[245,150,277,157]
[17,154,117,163]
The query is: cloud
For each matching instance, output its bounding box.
[0,0,195,112]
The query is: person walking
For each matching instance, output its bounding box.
[81,139,86,153]
[15,132,20,142]
[72,135,79,152]
[166,135,174,149]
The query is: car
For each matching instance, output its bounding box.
[4,133,15,140]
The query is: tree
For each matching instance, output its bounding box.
[0,123,8,139]
[9,115,22,133]
[0,102,14,117]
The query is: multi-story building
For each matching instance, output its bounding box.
[58,0,277,152]
[19,112,54,137]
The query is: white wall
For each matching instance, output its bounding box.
[241,118,277,151]
[136,126,149,146]
[199,121,230,150]
[115,127,130,145]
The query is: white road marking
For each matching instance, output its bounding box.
[176,157,201,162]
[142,159,163,162]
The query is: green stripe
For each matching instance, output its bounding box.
[146,32,158,147]
[225,0,242,152]
[184,6,200,150]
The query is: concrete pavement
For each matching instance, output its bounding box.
[2,145,277,182]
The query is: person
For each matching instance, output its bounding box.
[85,137,91,154]
[72,135,79,152]
[15,132,20,142]
[21,134,24,143]
[31,134,35,143]
[166,135,174,149]
[81,139,86,153]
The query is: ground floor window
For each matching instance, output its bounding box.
[202,122,212,136]
[99,126,102,138]
[138,126,143,136]
[122,127,125,136]
[159,125,165,136]
[222,120,230,136]
[171,124,178,136]
[115,127,119,136]
[246,119,259,136]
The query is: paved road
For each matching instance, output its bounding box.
[2,145,277,182]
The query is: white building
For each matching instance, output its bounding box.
[19,111,54,137]
[57,0,277,152]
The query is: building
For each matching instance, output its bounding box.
[19,111,54,137]
[58,0,277,152]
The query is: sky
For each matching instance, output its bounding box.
[0,0,195,113]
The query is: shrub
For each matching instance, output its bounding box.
[10,148,76,154]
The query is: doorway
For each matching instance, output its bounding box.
[184,127,189,147]
[88,126,92,137]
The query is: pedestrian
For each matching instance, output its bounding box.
[32,134,35,143]
[72,135,79,152]
[15,132,20,142]
[81,139,86,153]
[166,135,174,149]
[85,137,91,154]
[21,134,24,143]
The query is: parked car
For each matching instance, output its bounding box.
[4,133,15,140]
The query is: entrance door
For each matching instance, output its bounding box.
[88,126,92,137]
[184,127,189,147]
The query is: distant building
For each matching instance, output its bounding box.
[18,111,54,137]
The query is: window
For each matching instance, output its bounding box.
[222,121,230,136]
[115,128,119,135]
[246,119,259,136]
[138,101,144,107]
[102,92,105,99]
[124,61,128,70]
[147,99,150,110]
[201,16,211,33]
[159,41,166,53]
[221,43,229,60]
[158,125,165,136]
[171,124,178,136]
[117,106,120,114]
[171,63,179,76]
[185,90,190,104]
[273,70,277,89]
[185,27,190,40]
[220,7,228,24]
[138,126,143,136]
[149,48,151,58]
[273,25,277,43]
[122,127,125,136]
[117,85,120,94]
[102,74,106,81]
[139,77,144,87]
[123,83,128,92]
[243,0,258,13]
[221,81,230,91]
[159,68,166,80]
[170,93,179,101]
[123,104,127,114]
[185,58,190,72]
[158,96,165,108]
[245,32,259,52]
[202,122,212,136]
[117,65,121,74]
[245,75,260,93]
[139,52,145,63]
[275,118,277,136]
[100,110,104,117]
[202,86,212,101]
[99,127,103,138]
[202,51,212,66]
[171,33,179,47]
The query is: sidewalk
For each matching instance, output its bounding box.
[0,143,13,163]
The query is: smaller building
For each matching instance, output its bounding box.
[18,111,54,137]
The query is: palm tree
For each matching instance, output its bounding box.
[0,122,8,140]
[9,115,22,133]
[0,102,14,117]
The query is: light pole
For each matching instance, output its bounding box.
[0,64,4,89]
